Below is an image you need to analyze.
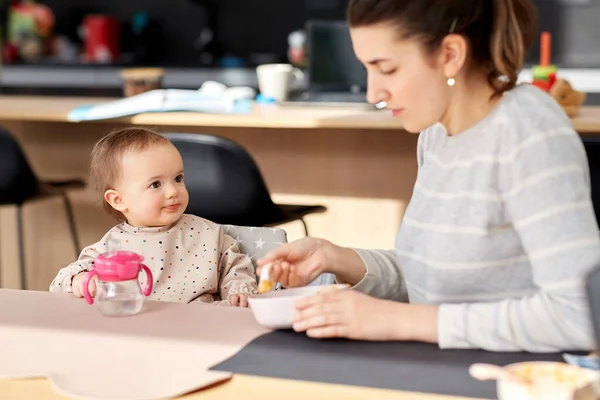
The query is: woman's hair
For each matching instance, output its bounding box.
[347,0,538,96]
[89,127,170,221]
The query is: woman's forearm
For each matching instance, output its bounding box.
[326,245,368,286]
[402,304,439,343]
[382,301,439,343]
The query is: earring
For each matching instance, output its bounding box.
[447,78,456,87]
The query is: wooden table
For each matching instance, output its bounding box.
[0,95,599,291]
[0,374,479,400]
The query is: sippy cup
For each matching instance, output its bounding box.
[83,250,153,317]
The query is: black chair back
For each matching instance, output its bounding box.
[164,133,286,226]
[0,128,38,204]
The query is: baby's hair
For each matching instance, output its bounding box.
[89,127,170,221]
[347,0,538,97]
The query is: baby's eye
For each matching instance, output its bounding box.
[175,174,184,183]
[150,181,161,189]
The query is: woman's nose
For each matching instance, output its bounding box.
[366,87,389,105]
[366,76,389,105]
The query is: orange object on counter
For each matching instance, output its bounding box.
[540,31,552,67]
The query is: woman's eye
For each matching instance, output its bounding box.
[175,175,184,183]
[380,69,397,75]
[150,181,161,189]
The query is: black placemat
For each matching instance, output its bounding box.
[211,330,567,399]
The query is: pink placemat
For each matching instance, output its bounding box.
[0,289,270,399]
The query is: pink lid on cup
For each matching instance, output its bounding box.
[93,250,146,282]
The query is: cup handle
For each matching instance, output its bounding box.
[141,264,153,297]
[82,270,98,305]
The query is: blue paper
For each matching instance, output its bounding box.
[68,85,255,122]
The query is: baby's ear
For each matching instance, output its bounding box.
[104,189,126,212]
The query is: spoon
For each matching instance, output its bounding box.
[257,262,275,293]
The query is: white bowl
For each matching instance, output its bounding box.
[498,361,599,400]
[248,284,349,329]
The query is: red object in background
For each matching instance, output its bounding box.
[531,73,558,93]
[3,43,19,63]
[83,15,120,63]
[12,2,55,37]
[548,72,557,88]
[532,79,552,92]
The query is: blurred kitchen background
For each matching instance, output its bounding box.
[0,0,597,98]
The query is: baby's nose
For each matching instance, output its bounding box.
[165,185,178,198]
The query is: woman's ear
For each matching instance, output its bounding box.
[104,189,126,212]
[439,34,468,80]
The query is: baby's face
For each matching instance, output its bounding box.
[117,143,189,227]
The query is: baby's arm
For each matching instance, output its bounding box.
[218,231,258,304]
[49,240,105,295]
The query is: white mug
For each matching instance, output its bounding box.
[256,63,304,101]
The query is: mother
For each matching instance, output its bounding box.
[258,0,600,352]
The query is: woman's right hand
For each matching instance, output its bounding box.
[256,237,334,288]
[257,237,367,288]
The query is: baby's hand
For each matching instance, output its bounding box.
[72,272,97,298]
[229,293,249,307]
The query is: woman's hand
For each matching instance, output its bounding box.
[257,237,334,288]
[257,237,367,288]
[292,289,439,343]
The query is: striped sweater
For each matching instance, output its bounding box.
[354,84,600,352]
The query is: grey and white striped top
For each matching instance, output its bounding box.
[354,84,600,352]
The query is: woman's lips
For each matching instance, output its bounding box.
[391,108,404,117]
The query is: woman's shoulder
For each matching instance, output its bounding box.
[494,85,587,169]
[502,84,574,132]
[489,84,580,150]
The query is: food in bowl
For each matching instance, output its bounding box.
[248,284,350,329]
[498,362,599,400]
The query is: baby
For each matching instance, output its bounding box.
[49,127,258,306]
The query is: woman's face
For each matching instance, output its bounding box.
[350,23,452,133]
